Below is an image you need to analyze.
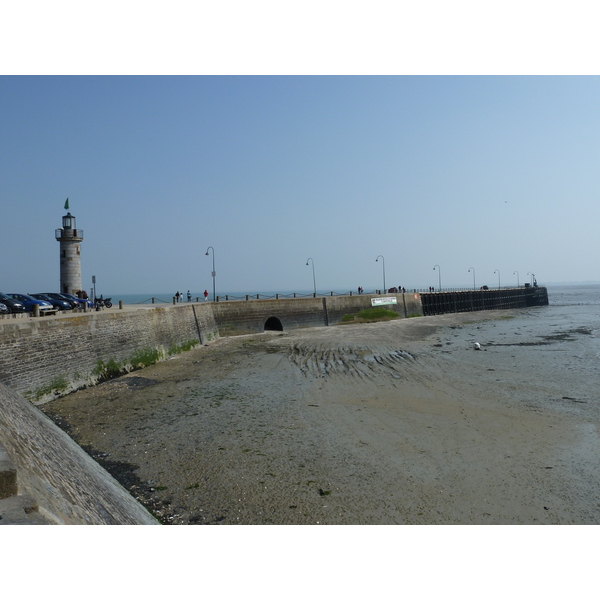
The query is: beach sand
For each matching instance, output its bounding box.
[42,307,600,524]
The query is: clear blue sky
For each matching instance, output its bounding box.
[2,75,599,295]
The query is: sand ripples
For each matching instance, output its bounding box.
[287,342,415,380]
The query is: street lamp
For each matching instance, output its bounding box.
[433,265,441,291]
[494,269,501,289]
[468,267,476,290]
[306,258,316,295]
[513,271,519,287]
[205,246,216,302]
[527,271,535,286]
[376,255,386,292]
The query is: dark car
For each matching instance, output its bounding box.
[61,292,93,308]
[7,293,54,313]
[39,292,79,309]
[32,293,73,311]
[0,292,27,313]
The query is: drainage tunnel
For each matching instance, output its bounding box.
[264,316,283,331]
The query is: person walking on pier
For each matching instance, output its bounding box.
[204,289,209,301]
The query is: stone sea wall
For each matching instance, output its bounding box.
[0,293,414,403]
[0,289,547,405]
[0,304,217,404]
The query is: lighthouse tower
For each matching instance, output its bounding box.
[55,200,84,295]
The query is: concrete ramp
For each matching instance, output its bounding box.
[0,382,158,525]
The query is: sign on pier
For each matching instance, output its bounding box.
[371,297,398,306]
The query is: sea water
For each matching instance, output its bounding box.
[109,290,343,305]
[544,283,600,363]
[469,283,600,400]
[111,283,600,307]
[546,283,600,307]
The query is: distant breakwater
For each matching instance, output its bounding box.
[421,286,548,315]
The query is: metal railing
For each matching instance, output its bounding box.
[55,228,84,240]
[156,285,533,303]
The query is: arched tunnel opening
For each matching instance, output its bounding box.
[264,316,283,331]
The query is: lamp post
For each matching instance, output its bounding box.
[433,265,441,291]
[205,246,216,302]
[306,258,316,295]
[376,255,386,292]
[468,267,476,290]
[513,271,519,287]
[494,269,501,289]
[527,271,535,286]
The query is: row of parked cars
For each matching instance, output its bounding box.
[0,292,93,315]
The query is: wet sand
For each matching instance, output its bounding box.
[42,307,600,524]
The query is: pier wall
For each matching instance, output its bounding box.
[208,293,424,333]
[0,287,547,404]
[420,287,548,315]
[0,304,217,404]
[210,296,328,334]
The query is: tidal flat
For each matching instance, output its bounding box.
[42,306,600,524]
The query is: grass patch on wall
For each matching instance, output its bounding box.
[93,358,123,382]
[92,341,200,385]
[168,339,199,356]
[130,347,163,368]
[341,307,400,324]
[32,374,69,401]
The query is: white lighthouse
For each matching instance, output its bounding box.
[55,199,84,295]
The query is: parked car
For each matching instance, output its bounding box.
[32,293,73,311]
[38,292,79,309]
[7,293,54,313]
[61,292,93,308]
[0,292,27,313]
[0,302,9,314]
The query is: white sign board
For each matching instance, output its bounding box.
[371,297,398,306]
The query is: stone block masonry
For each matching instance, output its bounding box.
[210,296,328,334]
[0,293,414,403]
[0,304,218,404]
[0,382,158,524]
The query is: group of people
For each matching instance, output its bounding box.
[75,289,88,300]
[357,286,407,294]
[174,290,210,302]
